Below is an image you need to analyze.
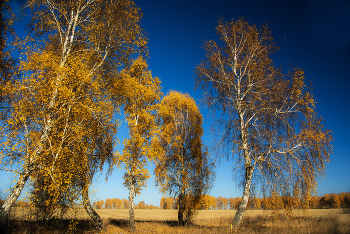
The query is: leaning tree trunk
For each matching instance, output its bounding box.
[0,99,54,230]
[178,191,185,226]
[231,166,254,232]
[0,164,33,232]
[82,189,106,232]
[129,182,135,232]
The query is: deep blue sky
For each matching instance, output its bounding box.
[1,0,350,207]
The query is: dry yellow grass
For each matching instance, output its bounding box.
[7,208,350,233]
[96,209,350,234]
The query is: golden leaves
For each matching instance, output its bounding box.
[154,91,215,210]
[1,0,147,214]
[117,56,162,195]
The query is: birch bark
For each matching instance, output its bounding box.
[0,2,81,221]
[231,166,254,231]
[82,189,106,232]
[129,180,135,231]
[0,163,33,231]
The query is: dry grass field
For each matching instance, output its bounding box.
[6,208,350,233]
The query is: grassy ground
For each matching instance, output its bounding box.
[6,208,350,233]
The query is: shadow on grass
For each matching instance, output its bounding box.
[106,218,224,233]
[106,218,128,228]
[6,213,347,234]
[5,218,96,234]
[6,218,185,234]
[109,215,347,234]
[237,214,344,234]
[106,218,180,227]
[342,208,350,214]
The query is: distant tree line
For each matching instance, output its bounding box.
[160,193,350,210]
[91,198,160,210]
[1,192,348,211]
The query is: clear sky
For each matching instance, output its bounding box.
[1,0,350,207]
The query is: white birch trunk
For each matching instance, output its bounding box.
[0,163,34,231]
[82,189,106,232]
[129,182,135,231]
[231,166,254,231]
[230,93,255,231]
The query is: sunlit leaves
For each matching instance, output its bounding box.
[154,91,215,224]
[116,56,162,195]
[113,56,161,231]
[0,1,145,224]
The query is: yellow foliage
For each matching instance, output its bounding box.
[116,56,162,195]
[154,91,215,224]
[0,0,146,220]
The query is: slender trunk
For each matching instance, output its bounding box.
[178,143,186,226]
[178,191,185,225]
[231,99,255,231]
[0,164,33,232]
[231,166,254,231]
[0,56,57,229]
[129,182,135,231]
[82,189,106,232]
[1,113,50,226]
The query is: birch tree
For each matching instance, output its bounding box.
[195,18,332,231]
[154,91,215,225]
[115,56,162,231]
[0,0,145,230]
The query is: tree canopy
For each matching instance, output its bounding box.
[115,56,162,231]
[154,91,215,225]
[195,18,332,230]
[0,0,146,230]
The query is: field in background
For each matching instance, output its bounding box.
[95,208,348,220]
[7,208,350,233]
[98,209,350,234]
